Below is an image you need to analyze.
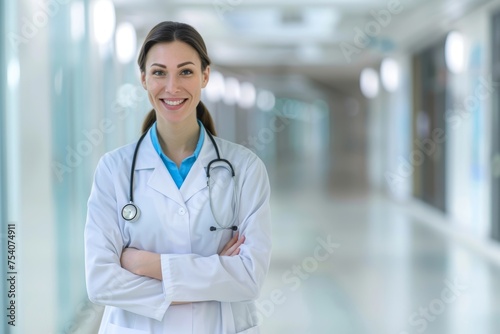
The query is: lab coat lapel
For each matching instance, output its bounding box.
[134,129,185,206]
[148,159,185,206]
[179,128,214,202]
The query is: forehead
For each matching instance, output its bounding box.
[146,41,201,66]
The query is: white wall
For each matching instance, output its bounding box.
[4,0,148,332]
[368,54,413,200]
[444,1,497,239]
[12,0,57,332]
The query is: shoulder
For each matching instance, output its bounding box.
[212,136,271,193]
[211,136,268,177]
[96,141,137,172]
[212,136,261,165]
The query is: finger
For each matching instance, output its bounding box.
[220,233,239,254]
[225,235,245,256]
[225,238,242,255]
[229,237,245,256]
[229,248,240,256]
[220,235,237,254]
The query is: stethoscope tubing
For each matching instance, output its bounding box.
[129,129,150,203]
[122,124,238,231]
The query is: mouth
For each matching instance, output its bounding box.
[161,99,187,107]
[161,98,188,109]
[160,99,188,111]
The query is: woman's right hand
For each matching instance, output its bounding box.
[219,233,245,256]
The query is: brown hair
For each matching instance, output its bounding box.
[137,21,216,135]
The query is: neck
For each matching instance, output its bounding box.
[156,119,200,165]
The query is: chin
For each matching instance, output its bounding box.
[157,111,193,125]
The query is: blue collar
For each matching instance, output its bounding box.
[150,120,206,188]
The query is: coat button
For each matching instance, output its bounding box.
[178,207,186,215]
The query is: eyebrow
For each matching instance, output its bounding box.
[150,61,195,68]
[177,61,195,68]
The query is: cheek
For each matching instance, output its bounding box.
[146,79,162,95]
[145,82,159,105]
[188,82,203,97]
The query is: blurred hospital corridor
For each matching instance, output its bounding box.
[261,177,500,334]
[52,164,500,334]
[3,0,500,333]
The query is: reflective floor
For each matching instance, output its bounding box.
[75,166,500,334]
[260,183,500,334]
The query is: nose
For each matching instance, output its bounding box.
[165,75,180,94]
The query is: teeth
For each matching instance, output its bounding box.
[163,99,185,106]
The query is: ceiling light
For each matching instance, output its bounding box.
[445,31,465,74]
[70,1,85,41]
[256,90,276,111]
[7,58,20,88]
[93,0,115,45]
[223,77,240,106]
[360,68,379,99]
[205,71,225,103]
[238,82,256,109]
[380,58,400,92]
[115,22,137,64]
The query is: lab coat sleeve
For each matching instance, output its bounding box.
[160,155,272,302]
[84,155,171,321]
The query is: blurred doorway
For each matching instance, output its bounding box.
[412,41,448,212]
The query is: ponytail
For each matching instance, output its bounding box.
[141,109,156,134]
[140,101,217,136]
[196,101,217,136]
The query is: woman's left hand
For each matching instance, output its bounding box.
[219,233,245,256]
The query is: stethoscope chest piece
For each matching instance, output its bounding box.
[122,202,140,222]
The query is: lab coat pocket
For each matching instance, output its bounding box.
[231,301,260,333]
[105,323,149,334]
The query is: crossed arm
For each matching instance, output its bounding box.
[120,233,246,280]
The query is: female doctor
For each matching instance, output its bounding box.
[84,21,272,333]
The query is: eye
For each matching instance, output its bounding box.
[152,70,165,76]
[180,69,193,76]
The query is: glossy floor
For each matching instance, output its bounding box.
[259,185,500,334]
[77,181,500,334]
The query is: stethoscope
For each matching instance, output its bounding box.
[121,125,239,232]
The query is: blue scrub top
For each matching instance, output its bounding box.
[150,121,205,188]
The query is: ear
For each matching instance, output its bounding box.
[141,72,147,89]
[201,66,210,88]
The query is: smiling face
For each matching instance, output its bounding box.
[141,41,210,128]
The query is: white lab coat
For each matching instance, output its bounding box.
[84,127,272,334]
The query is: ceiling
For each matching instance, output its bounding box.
[113,0,496,94]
